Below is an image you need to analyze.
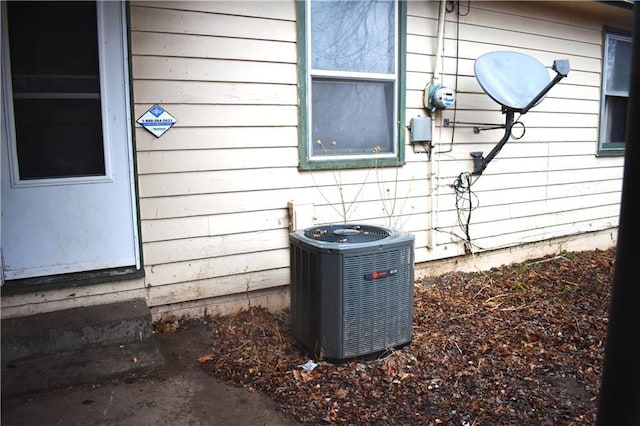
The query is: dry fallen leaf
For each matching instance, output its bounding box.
[197,353,214,363]
[335,388,348,399]
[292,370,315,383]
[197,248,614,425]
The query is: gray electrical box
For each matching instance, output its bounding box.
[409,116,432,143]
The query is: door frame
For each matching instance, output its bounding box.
[0,1,143,293]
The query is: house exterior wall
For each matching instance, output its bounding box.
[423,1,626,253]
[0,1,631,320]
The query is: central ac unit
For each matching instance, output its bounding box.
[289,224,415,361]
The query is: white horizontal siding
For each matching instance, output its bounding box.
[147,268,290,307]
[138,161,428,196]
[131,32,297,62]
[137,148,299,175]
[142,1,295,21]
[129,1,300,313]
[133,81,297,105]
[139,175,430,220]
[437,190,621,223]
[144,228,288,265]
[411,0,626,261]
[141,210,289,243]
[146,248,289,288]
[128,1,628,315]
[134,104,298,127]
[130,3,296,41]
[3,1,628,320]
[135,127,298,151]
[133,56,297,84]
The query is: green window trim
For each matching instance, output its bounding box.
[597,29,631,156]
[296,0,407,171]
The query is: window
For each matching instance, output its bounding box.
[6,1,105,180]
[297,0,406,169]
[598,31,632,155]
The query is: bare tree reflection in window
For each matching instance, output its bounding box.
[311,0,394,74]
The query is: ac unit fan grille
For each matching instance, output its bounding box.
[304,224,390,243]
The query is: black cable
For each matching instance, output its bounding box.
[457,0,470,17]
[433,0,461,154]
[464,180,472,252]
[452,172,478,253]
[446,0,470,16]
[445,1,455,13]
[438,0,477,252]
[510,115,526,140]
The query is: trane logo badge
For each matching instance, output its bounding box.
[364,269,398,281]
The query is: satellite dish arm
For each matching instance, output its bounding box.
[521,59,570,114]
[471,111,515,175]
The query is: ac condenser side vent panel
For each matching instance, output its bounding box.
[342,247,414,358]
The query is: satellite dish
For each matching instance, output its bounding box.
[469,51,570,175]
[475,51,552,113]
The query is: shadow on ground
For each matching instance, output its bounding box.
[1,319,295,426]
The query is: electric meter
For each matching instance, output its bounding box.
[425,84,456,111]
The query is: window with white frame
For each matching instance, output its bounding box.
[297,0,406,169]
[598,31,632,155]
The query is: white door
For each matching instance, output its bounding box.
[1,1,139,281]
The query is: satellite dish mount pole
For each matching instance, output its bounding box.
[471,110,515,176]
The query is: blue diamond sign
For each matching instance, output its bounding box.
[137,104,177,138]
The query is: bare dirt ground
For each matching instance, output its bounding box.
[165,247,614,425]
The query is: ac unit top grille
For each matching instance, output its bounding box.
[304,224,390,244]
